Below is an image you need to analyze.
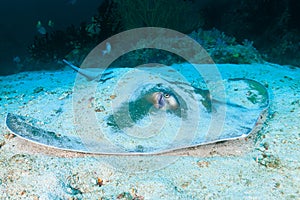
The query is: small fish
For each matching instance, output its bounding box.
[36,21,42,29]
[48,20,54,28]
[36,21,47,35]
[102,42,111,55]
[13,56,21,64]
[37,27,46,35]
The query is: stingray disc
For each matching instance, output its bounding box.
[5,77,269,155]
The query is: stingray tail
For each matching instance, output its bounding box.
[63,59,80,72]
[62,59,98,81]
[62,59,114,83]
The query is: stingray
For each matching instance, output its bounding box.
[5,61,269,155]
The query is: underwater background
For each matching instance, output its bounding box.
[0,0,300,199]
[0,0,299,74]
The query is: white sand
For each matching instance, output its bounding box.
[0,63,299,199]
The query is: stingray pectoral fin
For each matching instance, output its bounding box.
[208,78,269,110]
[5,113,88,152]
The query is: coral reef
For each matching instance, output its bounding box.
[189,28,263,64]
[26,0,121,70]
[3,0,298,74]
[264,30,300,66]
[26,0,281,71]
[27,24,95,70]
[203,0,300,66]
[106,28,264,68]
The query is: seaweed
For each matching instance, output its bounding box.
[113,0,203,33]
[256,152,282,169]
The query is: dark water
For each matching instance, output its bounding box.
[0,0,102,74]
[0,0,299,75]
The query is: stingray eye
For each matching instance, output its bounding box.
[164,93,170,98]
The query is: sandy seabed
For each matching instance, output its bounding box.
[0,63,299,199]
